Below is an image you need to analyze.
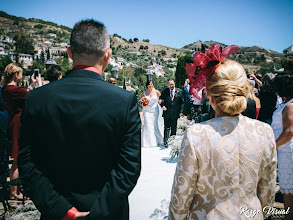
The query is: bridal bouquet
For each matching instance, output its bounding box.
[140,97,149,107]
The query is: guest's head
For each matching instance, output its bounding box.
[46,65,62,82]
[206,60,249,116]
[146,80,154,90]
[261,73,275,92]
[107,77,116,85]
[168,79,175,90]
[67,19,112,72]
[283,59,293,74]
[1,63,23,86]
[274,73,293,100]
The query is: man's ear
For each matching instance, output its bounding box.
[104,48,112,64]
[67,47,73,60]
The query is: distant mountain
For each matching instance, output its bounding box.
[182,40,283,58]
[0,11,286,75]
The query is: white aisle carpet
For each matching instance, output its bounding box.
[129,146,177,220]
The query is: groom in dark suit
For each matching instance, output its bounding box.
[160,79,184,147]
[18,19,141,220]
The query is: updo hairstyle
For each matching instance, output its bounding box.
[1,63,23,87]
[206,60,249,116]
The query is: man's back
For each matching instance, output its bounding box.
[19,69,141,219]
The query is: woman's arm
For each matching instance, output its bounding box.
[276,103,293,147]
[157,90,161,98]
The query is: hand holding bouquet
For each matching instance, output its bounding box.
[140,97,149,107]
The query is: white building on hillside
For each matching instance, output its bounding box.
[283,45,293,54]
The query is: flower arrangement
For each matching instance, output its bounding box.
[140,97,149,107]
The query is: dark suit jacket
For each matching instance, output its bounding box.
[160,88,184,119]
[182,85,191,103]
[18,69,141,220]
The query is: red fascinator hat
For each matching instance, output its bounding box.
[186,43,240,99]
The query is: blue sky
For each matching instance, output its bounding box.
[1,0,292,53]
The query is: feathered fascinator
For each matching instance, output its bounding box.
[186,43,240,99]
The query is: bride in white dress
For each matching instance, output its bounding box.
[141,80,164,148]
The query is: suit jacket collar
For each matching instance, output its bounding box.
[65,69,105,81]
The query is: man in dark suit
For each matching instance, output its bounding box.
[182,78,192,118]
[159,79,184,147]
[18,19,141,220]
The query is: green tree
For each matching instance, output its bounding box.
[13,32,34,55]
[143,39,150,43]
[0,55,13,72]
[40,50,45,63]
[175,54,192,88]
[134,38,139,42]
[34,24,43,29]
[104,64,114,74]
[159,50,166,56]
[129,39,133,43]
[46,48,51,60]
[56,57,72,76]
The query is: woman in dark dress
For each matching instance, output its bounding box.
[1,63,42,199]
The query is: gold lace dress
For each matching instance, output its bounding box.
[169,115,277,220]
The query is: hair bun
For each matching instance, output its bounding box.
[217,95,247,116]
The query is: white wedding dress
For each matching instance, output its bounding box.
[141,90,164,148]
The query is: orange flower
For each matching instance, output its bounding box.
[140,97,149,107]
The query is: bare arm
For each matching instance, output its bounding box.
[249,73,262,88]
[276,103,293,147]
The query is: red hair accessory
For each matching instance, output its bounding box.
[186,43,240,99]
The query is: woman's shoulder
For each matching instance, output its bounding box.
[2,85,27,94]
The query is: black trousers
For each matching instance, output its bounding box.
[163,117,178,145]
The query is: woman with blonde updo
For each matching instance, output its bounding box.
[1,63,42,199]
[169,45,277,220]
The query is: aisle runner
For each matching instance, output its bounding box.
[129,147,177,220]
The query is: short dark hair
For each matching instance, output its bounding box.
[274,73,293,98]
[70,19,110,61]
[146,80,153,87]
[168,79,175,82]
[46,65,62,82]
[284,59,293,72]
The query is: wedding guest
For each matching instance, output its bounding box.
[258,73,277,124]
[242,96,256,119]
[247,82,261,119]
[0,82,8,133]
[182,78,191,118]
[1,63,41,200]
[159,79,184,148]
[46,64,62,82]
[271,59,293,220]
[169,44,277,220]
[140,80,163,148]
[18,19,141,220]
[107,77,117,85]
